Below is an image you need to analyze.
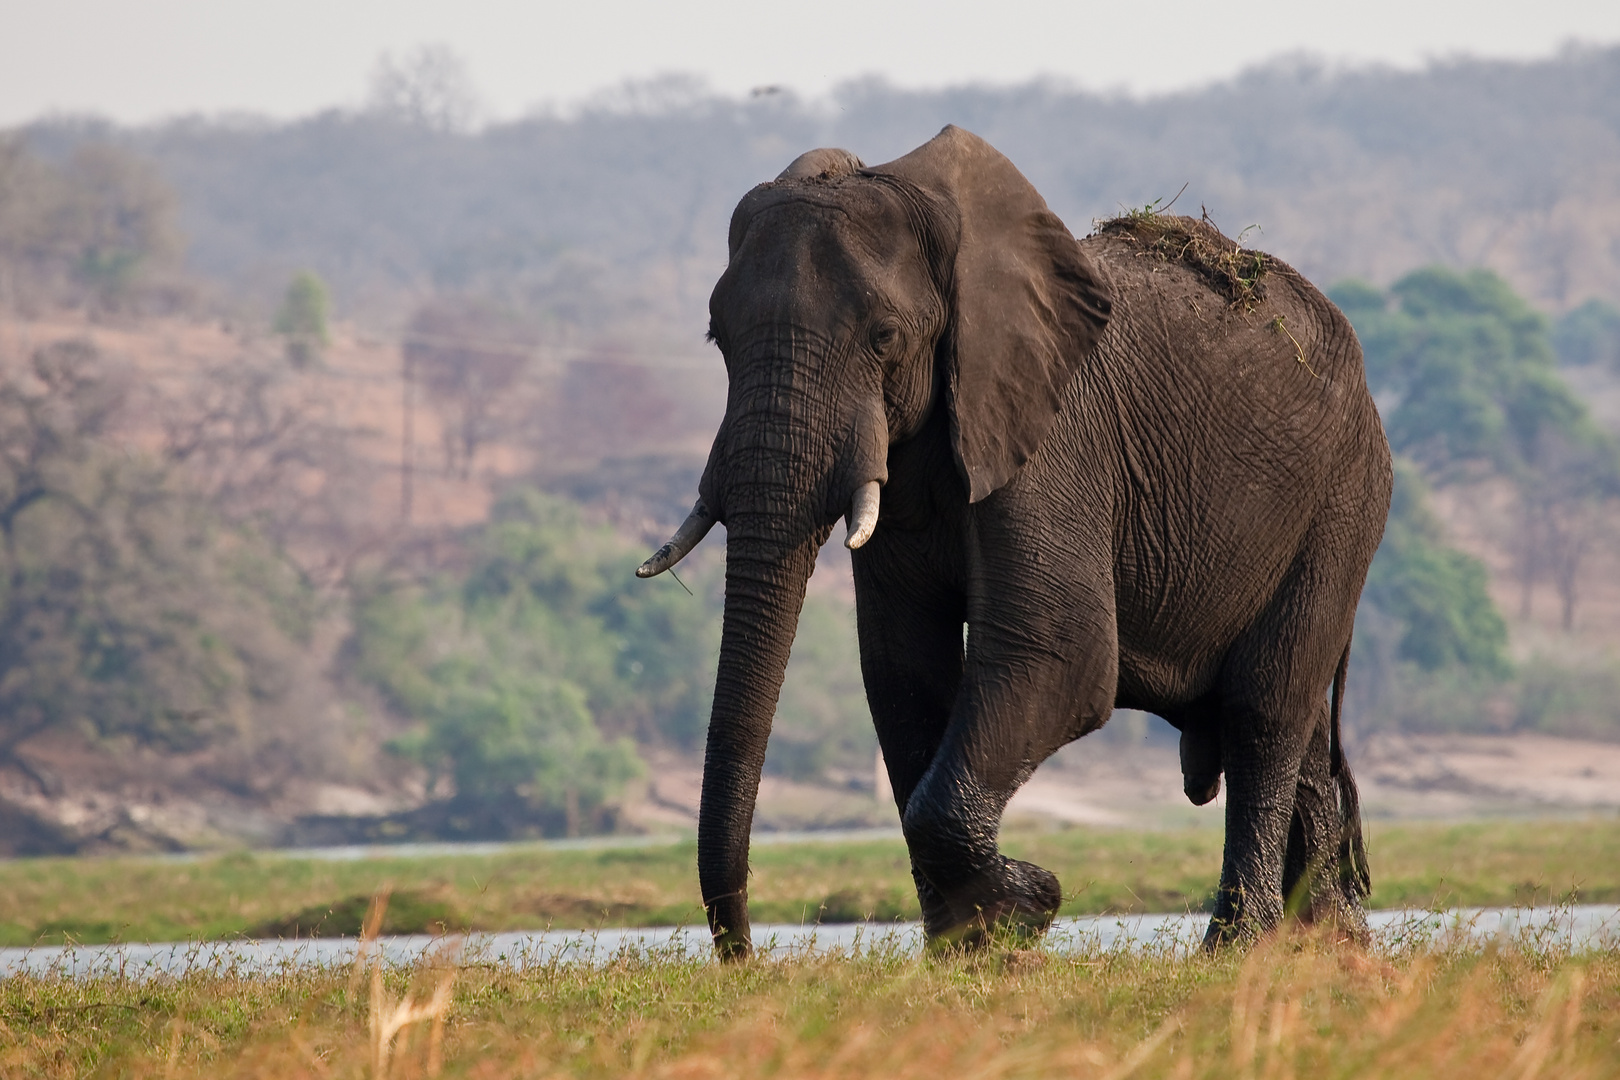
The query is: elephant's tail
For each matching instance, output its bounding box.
[1329,638,1349,777]
[1330,638,1372,898]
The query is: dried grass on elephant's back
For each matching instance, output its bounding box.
[1095,212,1271,312]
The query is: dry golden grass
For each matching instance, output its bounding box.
[3,922,1617,1079]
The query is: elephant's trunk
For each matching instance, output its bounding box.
[684,339,887,957]
[699,528,819,957]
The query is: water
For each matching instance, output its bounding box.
[4,905,1617,979]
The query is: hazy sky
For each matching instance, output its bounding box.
[3,0,1619,127]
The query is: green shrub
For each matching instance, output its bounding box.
[354,488,883,802]
[1552,298,1620,369]
[1360,461,1509,677]
[1515,656,1620,741]
[273,270,330,368]
[352,492,712,830]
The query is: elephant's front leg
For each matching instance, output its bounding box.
[901,562,1119,948]
[852,533,967,926]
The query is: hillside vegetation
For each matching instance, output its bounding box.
[4,51,1620,849]
[18,47,1620,332]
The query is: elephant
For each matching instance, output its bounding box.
[638,126,1392,958]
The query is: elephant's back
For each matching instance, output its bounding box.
[1075,217,1382,475]
[1059,218,1390,698]
[1077,216,1372,399]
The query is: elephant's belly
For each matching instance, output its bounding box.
[1110,561,1286,709]
[1113,640,1223,712]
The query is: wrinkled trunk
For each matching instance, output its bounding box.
[695,349,845,955]
[688,332,886,957]
[698,531,819,956]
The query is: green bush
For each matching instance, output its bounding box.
[1360,462,1509,677]
[1552,298,1620,369]
[1515,656,1620,741]
[386,661,642,830]
[352,491,730,830]
[353,489,883,805]
[0,339,330,769]
[272,270,330,368]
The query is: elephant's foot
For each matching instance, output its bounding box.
[1203,891,1370,950]
[1279,722,1374,948]
[917,857,1062,952]
[1289,879,1371,946]
[1202,884,1284,951]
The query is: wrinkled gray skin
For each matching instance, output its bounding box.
[648,127,1392,958]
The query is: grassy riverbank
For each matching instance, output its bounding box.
[3,931,1617,1078]
[4,817,1619,947]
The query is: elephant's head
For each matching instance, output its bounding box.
[638,126,1112,957]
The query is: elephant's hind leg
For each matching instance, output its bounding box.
[1205,559,1359,949]
[1281,701,1371,943]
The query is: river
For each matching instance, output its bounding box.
[4,905,1617,979]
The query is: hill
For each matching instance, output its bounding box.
[18,47,1620,340]
[6,50,1620,851]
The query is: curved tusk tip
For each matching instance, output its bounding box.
[844,479,880,550]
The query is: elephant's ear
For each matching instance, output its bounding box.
[872,126,1112,502]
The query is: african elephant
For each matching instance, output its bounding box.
[639,126,1391,957]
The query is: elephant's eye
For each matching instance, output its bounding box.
[869,322,900,358]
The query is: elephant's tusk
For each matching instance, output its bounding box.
[844,481,881,550]
[637,501,717,578]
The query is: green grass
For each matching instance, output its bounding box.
[2,934,1617,1078]
[4,817,1619,947]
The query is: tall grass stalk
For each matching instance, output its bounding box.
[353,892,458,1079]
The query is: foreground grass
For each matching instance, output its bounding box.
[2,932,1616,1078]
[4,817,1620,946]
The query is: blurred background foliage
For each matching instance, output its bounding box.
[1360,462,1509,678]
[7,51,1620,845]
[1552,299,1620,371]
[0,137,182,312]
[0,337,347,800]
[348,490,876,832]
[1335,269,1620,739]
[272,270,329,369]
